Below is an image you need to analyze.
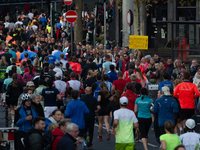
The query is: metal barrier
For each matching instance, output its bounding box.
[0,104,9,127]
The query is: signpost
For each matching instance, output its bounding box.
[129,35,148,50]
[108,0,114,8]
[64,0,72,5]
[65,10,78,56]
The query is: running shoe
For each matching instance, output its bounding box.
[97,136,102,141]
[81,139,88,150]
[107,132,111,141]
[135,138,139,142]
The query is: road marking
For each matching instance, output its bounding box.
[94,124,158,148]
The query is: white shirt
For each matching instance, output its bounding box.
[28,13,34,20]
[4,22,10,28]
[54,80,67,98]
[67,80,81,91]
[15,21,23,26]
[180,131,200,150]
[53,67,63,78]
[32,25,38,32]
[60,59,68,69]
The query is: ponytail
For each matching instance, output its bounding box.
[100,82,110,98]
[29,64,33,75]
[12,73,18,87]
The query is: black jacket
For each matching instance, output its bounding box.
[28,128,44,150]
[56,133,77,150]
[167,63,175,76]
[31,101,44,117]
[81,62,98,81]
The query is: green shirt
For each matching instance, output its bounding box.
[3,78,13,90]
[160,133,181,150]
[6,65,22,74]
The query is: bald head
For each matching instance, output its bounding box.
[85,87,92,94]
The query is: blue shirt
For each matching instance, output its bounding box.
[159,80,173,90]
[103,61,112,74]
[47,55,56,66]
[153,95,179,126]
[56,23,62,30]
[53,51,67,61]
[108,71,118,83]
[39,17,47,26]
[9,50,17,59]
[135,95,154,118]
[19,50,33,60]
[65,100,89,129]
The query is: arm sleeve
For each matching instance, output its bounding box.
[114,111,119,120]
[173,100,179,114]
[152,101,159,114]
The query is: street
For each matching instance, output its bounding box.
[0,105,159,150]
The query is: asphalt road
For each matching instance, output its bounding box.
[0,105,159,150]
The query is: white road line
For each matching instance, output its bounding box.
[94,124,158,148]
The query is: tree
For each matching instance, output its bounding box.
[74,0,83,44]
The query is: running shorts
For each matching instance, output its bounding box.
[115,143,135,150]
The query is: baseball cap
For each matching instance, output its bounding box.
[185,119,195,129]
[120,96,128,105]
[55,72,61,78]
[145,55,151,59]
[55,61,61,66]
[26,81,35,87]
[162,86,171,96]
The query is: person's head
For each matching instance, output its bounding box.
[33,117,46,132]
[88,56,94,63]
[183,72,190,80]
[66,123,79,139]
[49,64,54,70]
[164,120,175,134]
[163,71,170,80]
[174,145,186,150]
[59,53,65,60]
[110,65,115,72]
[103,74,109,81]
[96,73,102,81]
[141,57,146,64]
[162,86,171,96]
[145,55,151,62]
[44,56,49,62]
[71,90,79,100]
[51,109,62,122]
[117,71,123,79]
[150,58,155,65]
[167,58,172,65]
[99,82,110,98]
[105,55,110,61]
[55,72,62,80]
[58,118,71,133]
[150,74,157,83]
[120,96,128,107]
[126,82,133,90]
[32,93,40,105]
[185,118,196,132]
[140,88,148,97]
[21,93,32,107]
[154,54,159,60]
[131,74,137,82]
[11,57,16,64]
[70,72,76,79]
[123,53,128,60]
[130,53,134,60]
[192,59,198,67]
[26,81,35,91]
[174,59,182,68]
[173,79,182,88]
[48,123,58,132]
[157,90,163,98]
[85,87,92,95]
[128,69,133,76]
[46,79,53,88]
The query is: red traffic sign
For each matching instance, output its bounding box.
[65,10,78,23]
[64,0,72,5]
[127,10,133,26]
[109,0,114,8]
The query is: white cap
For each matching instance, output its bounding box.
[55,72,61,78]
[162,86,171,96]
[185,119,196,129]
[120,96,128,105]
[145,55,151,59]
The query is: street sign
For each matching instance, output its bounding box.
[109,0,114,8]
[65,10,78,23]
[127,10,133,26]
[64,0,72,5]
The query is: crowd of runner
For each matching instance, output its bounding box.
[0,3,200,150]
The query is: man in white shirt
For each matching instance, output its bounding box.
[66,72,84,92]
[28,11,34,20]
[53,61,63,78]
[60,53,68,68]
[15,18,23,27]
[53,72,67,98]
[112,96,139,150]
[32,22,38,32]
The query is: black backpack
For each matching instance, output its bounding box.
[44,135,62,150]
[14,130,29,150]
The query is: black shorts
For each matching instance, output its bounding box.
[180,109,195,121]
[78,129,85,137]
[98,108,109,116]
[138,117,152,138]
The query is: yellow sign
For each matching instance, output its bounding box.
[129,35,148,50]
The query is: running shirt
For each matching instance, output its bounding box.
[114,108,138,143]
[160,134,181,150]
[104,81,112,92]
[53,67,63,78]
[159,80,173,90]
[67,79,83,92]
[93,82,101,99]
[53,80,67,98]
[113,79,127,94]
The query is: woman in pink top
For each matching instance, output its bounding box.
[23,64,35,83]
[11,65,25,84]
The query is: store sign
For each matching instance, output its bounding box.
[129,35,148,50]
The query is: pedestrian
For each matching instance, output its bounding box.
[112,96,139,150]
[31,93,44,117]
[134,88,154,150]
[180,119,200,150]
[97,82,111,141]
[174,72,200,128]
[65,90,89,149]
[28,117,46,150]
[160,121,181,150]
[56,123,79,150]
[159,71,173,90]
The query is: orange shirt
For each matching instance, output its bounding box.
[174,81,200,109]
[16,51,21,66]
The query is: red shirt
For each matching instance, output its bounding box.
[24,66,37,74]
[122,59,130,73]
[113,78,127,94]
[174,81,200,109]
[121,89,138,112]
[125,77,141,83]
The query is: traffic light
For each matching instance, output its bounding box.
[107,8,114,23]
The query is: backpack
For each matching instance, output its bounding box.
[44,135,63,150]
[14,130,29,150]
[0,141,10,150]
